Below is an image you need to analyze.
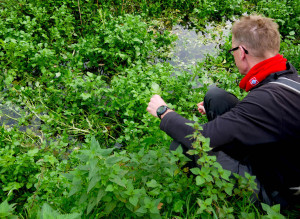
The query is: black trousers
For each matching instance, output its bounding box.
[170,86,244,168]
[170,86,240,158]
[169,86,271,204]
[203,85,240,121]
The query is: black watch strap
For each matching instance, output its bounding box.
[156,105,169,119]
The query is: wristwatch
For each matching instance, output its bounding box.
[156,105,169,119]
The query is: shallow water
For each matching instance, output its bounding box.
[167,21,232,70]
[0,101,41,135]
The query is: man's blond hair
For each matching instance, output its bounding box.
[232,15,280,57]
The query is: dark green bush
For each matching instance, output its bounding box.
[254,0,300,40]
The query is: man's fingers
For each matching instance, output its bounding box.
[197,101,206,115]
[197,101,204,106]
[197,102,203,110]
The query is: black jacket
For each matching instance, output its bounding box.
[160,63,300,207]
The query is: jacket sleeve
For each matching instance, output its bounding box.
[159,110,242,150]
[201,88,282,148]
[160,88,285,149]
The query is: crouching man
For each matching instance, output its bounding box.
[147,15,300,209]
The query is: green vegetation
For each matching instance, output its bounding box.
[0,0,299,218]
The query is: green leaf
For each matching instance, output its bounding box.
[225,187,233,195]
[221,169,231,181]
[68,182,82,197]
[44,155,59,165]
[86,197,97,215]
[175,145,183,154]
[196,176,205,185]
[27,148,39,157]
[38,203,81,219]
[4,75,14,85]
[173,200,184,213]
[79,193,88,205]
[104,201,117,214]
[261,203,284,218]
[87,175,101,193]
[80,93,92,100]
[97,148,114,157]
[204,197,212,206]
[110,176,126,188]
[135,206,147,214]
[149,213,162,219]
[271,204,281,213]
[240,212,255,219]
[0,200,17,218]
[147,179,160,188]
[261,203,272,214]
[88,159,98,180]
[38,203,59,218]
[106,156,123,166]
[105,184,114,192]
[205,174,213,182]
[149,205,159,214]
[97,189,106,203]
[151,82,161,95]
[144,197,152,206]
[164,168,174,177]
[87,72,94,78]
[190,167,201,175]
[149,188,161,196]
[289,31,295,35]
[91,136,101,151]
[129,196,139,206]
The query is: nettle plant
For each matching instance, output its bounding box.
[59,127,257,218]
[186,121,257,218]
[63,136,193,218]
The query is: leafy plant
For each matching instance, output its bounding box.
[63,136,193,218]
[36,203,81,219]
[0,199,18,219]
[254,0,300,40]
[185,121,257,218]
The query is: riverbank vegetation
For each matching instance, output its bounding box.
[0,0,299,218]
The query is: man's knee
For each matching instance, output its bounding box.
[204,86,239,121]
[204,86,232,103]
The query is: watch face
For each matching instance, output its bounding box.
[157,106,167,114]
[157,105,168,119]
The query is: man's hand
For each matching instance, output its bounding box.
[197,101,206,115]
[147,95,168,117]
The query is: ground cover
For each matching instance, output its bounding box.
[0,0,299,218]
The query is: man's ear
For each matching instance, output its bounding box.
[239,46,247,60]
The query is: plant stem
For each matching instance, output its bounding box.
[77,0,83,26]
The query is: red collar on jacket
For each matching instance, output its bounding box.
[239,54,287,92]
